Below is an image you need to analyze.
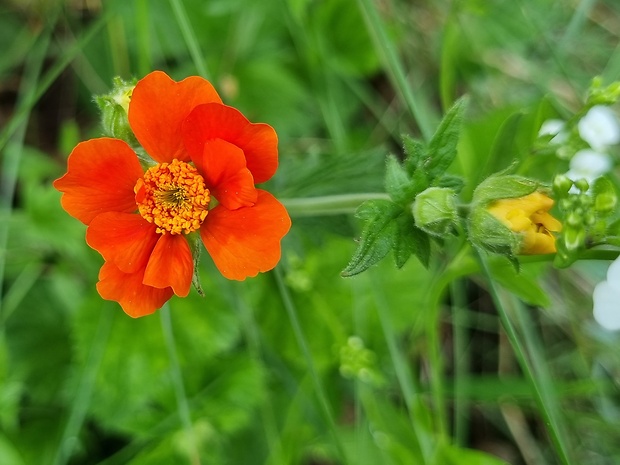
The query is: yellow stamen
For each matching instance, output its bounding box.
[135,159,210,235]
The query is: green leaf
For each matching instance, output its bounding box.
[435,174,465,192]
[385,155,417,205]
[485,111,524,175]
[411,225,431,268]
[342,201,402,277]
[402,134,426,174]
[435,443,511,465]
[392,211,416,268]
[424,96,468,180]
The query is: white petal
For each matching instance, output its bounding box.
[578,105,620,150]
[606,256,620,286]
[569,149,612,178]
[539,119,568,144]
[593,280,620,331]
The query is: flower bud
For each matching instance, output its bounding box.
[595,192,617,214]
[471,192,562,255]
[412,187,458,237]
[552,174,573,196]
[95,77,138,146]
[563,226,586,251]
[469,175,564,256]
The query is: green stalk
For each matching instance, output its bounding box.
[51,306,113,465]
[369,273,434,462]
[168,0,210,78]
[160,304,201,465]
[476,253,573,465]
[450,279,470,447]
[273,267,348,464]
[355,0,434,140]
[281,193,390,217]
[0,12,54,320]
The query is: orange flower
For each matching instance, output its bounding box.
[54,71,291,317]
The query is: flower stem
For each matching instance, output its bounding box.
[160,304,201,465]
[476,252,574,465]
[273,267,349,464]
[281,193,390,217]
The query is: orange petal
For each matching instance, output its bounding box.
[129,71,222,163]
[53,138,143,225]
[96,262,174,318]
[182,103,278,184]
[86,212,159,273]
[190,138,257,210]
[200,190,291,280]
[143,234,193,297]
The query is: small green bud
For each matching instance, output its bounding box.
[574,178,590,193]
[595,192,617,214]
[559,198,573,212]
[552,174,573,196]
[584,211,597,226]
[566,211,582,228]
[563,226,586,251]
[95,76,138,146]
[412,187,458,237]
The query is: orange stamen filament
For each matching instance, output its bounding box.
[135,159,210,235]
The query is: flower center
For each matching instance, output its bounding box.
[135,159,210,235]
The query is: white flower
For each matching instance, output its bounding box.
[578,105,620,151]
[565,149,612,186]
[538,119,568,144]
[565,149,611,193]
[593,257,620,331]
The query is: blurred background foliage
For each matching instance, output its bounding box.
[1,0,620,464]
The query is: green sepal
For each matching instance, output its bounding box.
[385,155,418,205]
[472,174,540,205]
[95,76,138,146]
[468,208,519,256]
[187,233,205,297]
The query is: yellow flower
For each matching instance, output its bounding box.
[487,192,562,254]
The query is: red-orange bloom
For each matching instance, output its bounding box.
[54,71,291,317]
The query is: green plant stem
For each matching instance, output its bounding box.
[168,0,210,79]
[160,304,201,465]
[355,0,434,140]
[450,279,470,447]
[273,267,348,464]
[369,272,433,462]
[0,13,54,321]
[281,193,390,217]
[51,306,113,465]
[476,252,573,465]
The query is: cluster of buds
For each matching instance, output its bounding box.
[552,174,617,266]
[339,336,384,386]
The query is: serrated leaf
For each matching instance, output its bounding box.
[342,202,402,277]
[424,96,468,180]
[402,134,426,175]
[411,226,431,268]
[385,155,417,205]
[393,212,416,268]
